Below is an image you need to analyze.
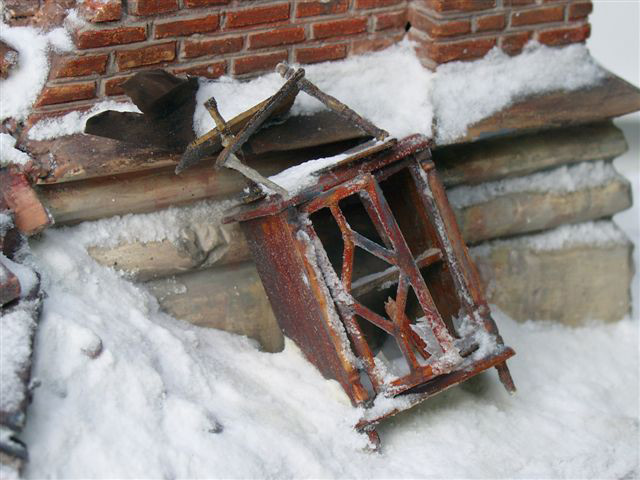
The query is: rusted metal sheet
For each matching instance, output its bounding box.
[229,136,516,447]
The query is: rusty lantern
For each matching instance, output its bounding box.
[225,135,515,446]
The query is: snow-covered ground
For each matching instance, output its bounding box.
[1,2,638,478]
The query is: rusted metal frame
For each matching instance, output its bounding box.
[356,346,516,430]
[360,176,459,358]
[301,221,385,394]
[276,63,389,141]
[223,135,430,224]
[352,302,395,335]
[302,173,372,215]
[410,158,517,394]
[351,232,397,266]
[328,204,355,291]
[384,275,422,371]
[394,273,431,362]
[350,248,443,298]
[409,159,478,316]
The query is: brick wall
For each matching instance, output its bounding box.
[2,0,592,122]
[409,0,592,67]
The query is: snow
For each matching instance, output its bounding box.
[194,40,433,141]
[0,301,38,415]
[27,100,141,141]
[447,160,624,208]
[0,254,38,298]
[0,133,31,167]
[20,221,639,477]
[470,220,629,258]
[193,40,605,146]
[432,41,606,143]
[0,22,72,122]
[61,198,237,249]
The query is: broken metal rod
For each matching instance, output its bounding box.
[215,68,305,170]
[204,97,234,147]
[276,62,389,142]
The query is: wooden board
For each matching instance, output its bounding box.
[450,75,640,144]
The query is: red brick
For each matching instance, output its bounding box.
[248,27,305,50]
[476,13,505,32]
[511,6,564,26]
[155,14,219,39]
[172,61,226,79]
[538,23,591,46]
[116,42,176,70]
[356,0,402,8]
[3,0,40,19]
[568,2,592,20]
[103,75,132,95]
[296,0,348,18]
[375,10,406,31]
[504,0,535,5]
[128,0,178,16]
[36,82,96,106]
[226,4,290,29]
[49,54,109,79]
[232,51,288,75]
[421,37,496,64]
[409,9,470,38]
[296,44,347,64]
[78,0,122,23]
[184,0,229,6]
[424,0,495,13]
[182,36,243,58]
[501,31,532,55]
[313,17,368,39]
[352,32,403,54]
[76,26,147,49]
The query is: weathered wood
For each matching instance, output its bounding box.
[36,144,356,225]
[88,222,249,280]
[471,227,633,324]
[452,75,640,144]
[434,121,628,187]
[0,262,20,306]
[455,176,632,244]
[0,170,52,235]
[26,111,369,185]
[244,110,368,155]
[145,262,284,353]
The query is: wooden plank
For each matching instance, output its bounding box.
[455,177,632,244]
[434,121,628,187]
[145,262,284,353]
[471,227,633,324]
[450,75,640,144]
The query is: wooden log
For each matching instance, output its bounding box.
[88,222,249,281]
[26,110,368,185]
[454,176,632,244]
[434,121,628,187]
[452,75,640,144]
[0,170,52,235]
[36,142,355,225]
[88,172,631,278]
[471,223,633,324]
[145,262,284,353]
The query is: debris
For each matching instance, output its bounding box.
[225,134,516,448]
[0,41,18,80]
[0,210,43,477]
[0,169,53,235]
[85,70,198,152]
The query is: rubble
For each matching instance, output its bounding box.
[0,41,18,80]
